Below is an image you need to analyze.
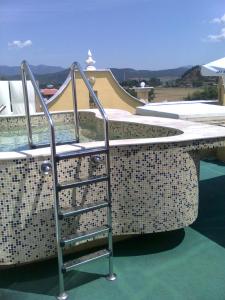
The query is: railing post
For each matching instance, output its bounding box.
[73,61,116,281]
[21,61,33,148]
[21,60,116,299]
[21,60,68,299]
[71,64,80,142]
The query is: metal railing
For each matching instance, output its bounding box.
[21,61,62,296]
[70,61,109,149]
[21,60,114,300]
[21,60,109,150]
[21,61,56,149]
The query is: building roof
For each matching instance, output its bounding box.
[41,88,58,96]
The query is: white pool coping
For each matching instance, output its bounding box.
[136,102,225,120]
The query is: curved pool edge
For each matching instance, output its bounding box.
[1,109,225,265]
[2,108,225,160]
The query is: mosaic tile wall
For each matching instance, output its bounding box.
[0,111,182,144]
[79,111,182,140]
[1,137,225,265]
[0,112,74,130]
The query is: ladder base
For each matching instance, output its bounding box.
[106,273,117,281]
[57,292,69,300]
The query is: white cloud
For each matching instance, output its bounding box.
[207,27,225,42]
[205,14,225,42]
[211,13,225,24]
[8,40,32,48]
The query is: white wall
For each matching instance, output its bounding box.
[0,80,36,115]
[0,81,12,115]
[9,81,35,115]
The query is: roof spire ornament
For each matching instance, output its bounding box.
[86,49,96,70]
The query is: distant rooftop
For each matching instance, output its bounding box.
[41,88,58,97]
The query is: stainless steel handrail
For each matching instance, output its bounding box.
[71,62,109,149]
[21,60,109,149]
[70,64,80,142]
[21,61,114,299]
[21,60,56,149]
[21,60,63,294]
[70,62,114,281]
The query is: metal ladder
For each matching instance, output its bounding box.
[21,61,116,300]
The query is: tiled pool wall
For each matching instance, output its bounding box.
[0,112,75,130]
[0,111,182,144]
[0,111,182,141]
[79,111,181,139]
[1,137,225,265]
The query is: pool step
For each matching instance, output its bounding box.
[58,201,109,219]
[60,225,109,247]
[56,147,108,161]
[30,140,78,149]
[57,174,109,191]
[62,249,110,273]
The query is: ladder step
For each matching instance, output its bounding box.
[57,175,109,191]
[59,201,109,219]
[56,147,108,161]
[62,249,110,273]
[30,140,78,149]
[60,225,109,247]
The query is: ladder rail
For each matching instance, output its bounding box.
[21,61,57,149]
[21,60,65,296]
[71,62,114,275]
[21,60,116,300]
[70,64,80,143]
[71,62,110,149]
[21,61,109,149]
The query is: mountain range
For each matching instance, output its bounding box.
[110,67,190,82]
[0,65,64,76]
[0,64,191,86]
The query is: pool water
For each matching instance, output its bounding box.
[0,123,97,152]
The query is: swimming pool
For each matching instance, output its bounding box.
[1,109,225,265]
[0,123,94,151]
[0,110,181,152]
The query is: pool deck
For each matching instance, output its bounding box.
[2,109,225,160]
[0,159,225,300]
[136,102,225,121]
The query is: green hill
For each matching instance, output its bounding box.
[177,65,217,87]
[0,65,190,87]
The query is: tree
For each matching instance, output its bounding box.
[120,80,139,87]
[148,89,155,101]
[147,77,161,87]
[124,88,137,98]
[184,86,218,100]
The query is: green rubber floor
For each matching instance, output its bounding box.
[1,160,225,300]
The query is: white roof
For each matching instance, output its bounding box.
[201,57,225,77]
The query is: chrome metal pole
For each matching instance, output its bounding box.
[21,62,33,148]
[105,121,116,281]
[74,62,116,280]
[70,64,80,142]
[74,62,108,147]
[21,60,68,299]
[50,127,68,300]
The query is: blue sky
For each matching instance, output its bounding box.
[0,0,225,69]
